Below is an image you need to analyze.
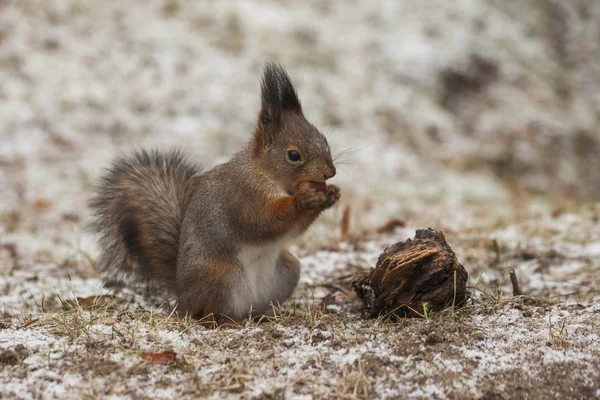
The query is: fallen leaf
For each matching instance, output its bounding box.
[51,134,76,151]
[66,295,119,310]
[33,199,53,212]
[141,351,177,364]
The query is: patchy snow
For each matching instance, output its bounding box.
[1,300,599,398]
[0,329,57,350]
[1,0,600,398]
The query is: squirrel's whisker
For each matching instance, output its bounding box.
[333,145,366,162]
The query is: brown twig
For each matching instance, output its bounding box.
[492,239,501,265]
[316,283,350,294]
[510,269,523,296]
[365,218,405,235]
[340,204,351,243]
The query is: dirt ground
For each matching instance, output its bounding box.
[1,1,599,399]
[1,215,598,399]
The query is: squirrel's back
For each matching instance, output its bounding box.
[90,149,200,289]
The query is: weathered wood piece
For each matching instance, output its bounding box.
[352,228,468,318]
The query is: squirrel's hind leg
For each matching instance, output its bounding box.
[176,256,240,321]
[273,250,301,306]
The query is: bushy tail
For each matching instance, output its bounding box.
[90,149,201,290]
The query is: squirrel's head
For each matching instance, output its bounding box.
[253,63,336,195]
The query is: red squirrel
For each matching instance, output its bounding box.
[90,63,340,321]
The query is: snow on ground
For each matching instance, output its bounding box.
[1,0,599,398]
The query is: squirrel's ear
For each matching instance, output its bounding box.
[256,63,303,145]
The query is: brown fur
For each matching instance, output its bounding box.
[90,63,339,320]
[90,150,200,290]
[187,258,237,319]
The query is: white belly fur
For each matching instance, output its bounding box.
[229,237,290,318]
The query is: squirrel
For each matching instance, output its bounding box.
[90,63,340,322]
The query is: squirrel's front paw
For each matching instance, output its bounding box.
[296,184,340,212]
[325,184,340,206]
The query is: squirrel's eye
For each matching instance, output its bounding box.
[287,150,301,162]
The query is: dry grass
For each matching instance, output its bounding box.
[1,1,600,397]
[2,264,599,399]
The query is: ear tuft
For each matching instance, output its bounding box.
[257,63,303,147]
[271,63,302,112]
[260,63,302,120]
[260,63,281,126]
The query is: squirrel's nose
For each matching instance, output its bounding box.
[324,166,336,180]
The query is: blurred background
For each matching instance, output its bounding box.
[1,0,599,247]
[1,4,599,396]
